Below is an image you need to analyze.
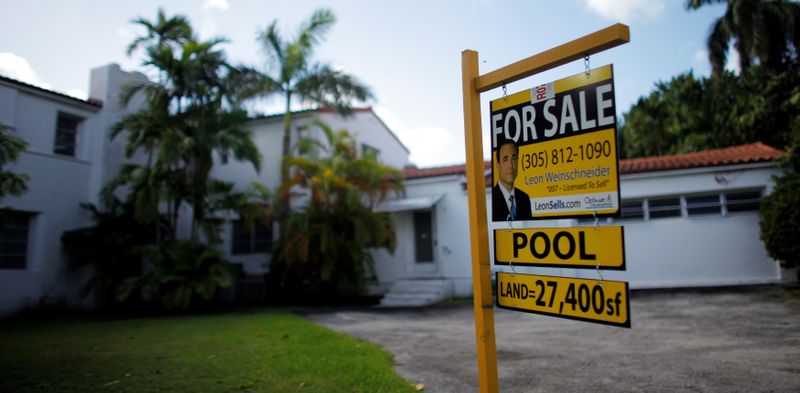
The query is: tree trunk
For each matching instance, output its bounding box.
[279,91,293,217]
[281,91,293,182]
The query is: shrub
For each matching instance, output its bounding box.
[759,172,800,281]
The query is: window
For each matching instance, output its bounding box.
[231,219,272,255]
[725,190,762,213]
[54,112,82,156]
[648,197,681,219]
[413,211,433,263]
[361,143,380,159]
[686,194,722,216]
[619,199,645,220]
[0,211,32,269]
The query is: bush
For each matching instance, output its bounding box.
[759,172,800,280]
[61,201,159,308]
[116,241,238,311]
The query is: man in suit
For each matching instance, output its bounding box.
[492,140,532,221]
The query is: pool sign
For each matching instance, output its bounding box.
[490,65,621,220]
[496,272,630,328]
[494,226,625,269]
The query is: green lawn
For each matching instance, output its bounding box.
[0,309,418,393]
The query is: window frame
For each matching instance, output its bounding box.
[685,194,723,217]
[618,199,645,221]
[361,143,380,159]
[724,189,762,215]
[54,111,82,157]
[647,196,682,219]
[0,211,33,270]
[231,218,273,255]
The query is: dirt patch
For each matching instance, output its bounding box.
[308,286,800,392]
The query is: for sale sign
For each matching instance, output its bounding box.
[489,65,620,221]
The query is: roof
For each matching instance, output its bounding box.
[0,74,103,109]
[249,106,410,154]
[403,142,785,182]
[404,161,492,180]
[620,142,783,174]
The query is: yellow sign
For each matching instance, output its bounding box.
[496,272,630,328]
[489,65,620,220]
[494,226,624,269]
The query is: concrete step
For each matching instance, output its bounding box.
[378,279,453,308]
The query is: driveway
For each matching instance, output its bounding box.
[308,286,800,393]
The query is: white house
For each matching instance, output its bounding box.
[373,143,794,306]
[0,63,411,315]
[0,61,794,314]
[0,64,149,315]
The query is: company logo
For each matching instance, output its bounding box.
[584,194,614,209]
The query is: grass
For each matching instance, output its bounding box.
[0,309,418,393]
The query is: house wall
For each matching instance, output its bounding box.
[489,163,790,289]
[371,175,474,297]
[0,82,99,315]
[580,163,787,288]
[0,64,146,316]
[375,161,789,300]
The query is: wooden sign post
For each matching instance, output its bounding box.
[461,23,630,393]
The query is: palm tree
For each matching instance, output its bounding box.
[252,8,374,186]
[272,119,403,298]
[112,10,262,244]
[126,8,192,56]
[687,0,800,76]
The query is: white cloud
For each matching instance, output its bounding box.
[692,48,711,76]
[199,0,229,39]
[373,106,464,167]
[0,52,52,90]
[203,0,229,11]
[584,0,665,23]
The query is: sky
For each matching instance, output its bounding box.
[0,0,730,168]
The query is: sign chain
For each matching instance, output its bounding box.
[506,216,517,277]
[584,54,591,78]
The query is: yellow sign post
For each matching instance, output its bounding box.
[462,23,629,393]
[494,226,625,269]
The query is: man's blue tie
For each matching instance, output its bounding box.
[509,195,517,220]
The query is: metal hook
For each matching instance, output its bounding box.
[502,81,508,102]
[584,54,591,78]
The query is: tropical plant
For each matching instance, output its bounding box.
[270,119,403,300]
[759,172,800,281]
[116,240,237,310]
[686,0,800,77]
[61,200,162,306]
[109,8,262,245]
[0,122,29,199]
[126,8,192,56]
[78,10,266,311]
[620,64,800,158]
[250,8,373,187]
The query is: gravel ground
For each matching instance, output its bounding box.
[308,286,800,393]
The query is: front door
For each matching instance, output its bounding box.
[413,210,433,263]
